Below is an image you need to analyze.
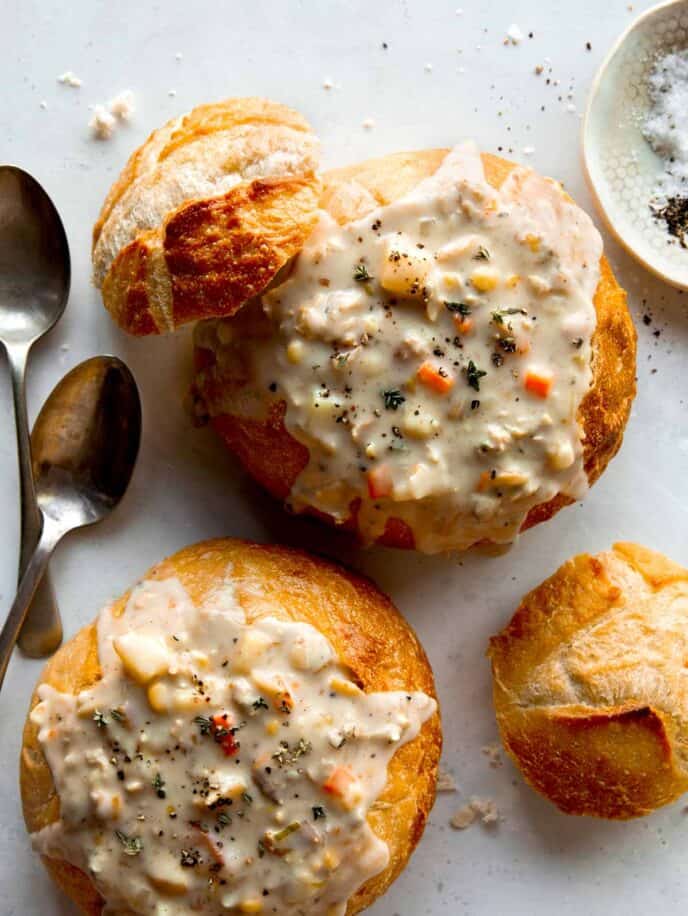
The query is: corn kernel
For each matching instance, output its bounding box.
[265,718,280,736]
[441,271,463,290]
[286,340,304,364]
[239,900,263,913]
[525,233,541,253]
[506,273,521,288]
[147,681,171,714]
[470,269,499,293]
[323,849,341,870]
[330,677,362,697]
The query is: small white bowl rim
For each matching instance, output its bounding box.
[582,0,688,290]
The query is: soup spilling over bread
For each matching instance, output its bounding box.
[195,143,603,552]
[29,571,436,914]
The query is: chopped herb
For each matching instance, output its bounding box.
[242,792,253,806]
[193,715,213,736]
[444,301,472,316]
[93,710,107,728]
[115,831,143,857]
[497,336,517,353]
[258,839,267,859]
[471,399,480,410]
[312,806,327,821]
[473,246,490,260]
[217,812,232,828]
[573,337,584,349]
[152,773,166,799]
[251,697,269,713]
[466,361,487,392]
[272,738,312,767]
[491,352,504,367]
[353,263,373,282]
[110,709,124,722]
[272,821,302,843]
[382,389,405,411]
[491,308,527,325]
[180,848,202,867]
[279,699,292,715]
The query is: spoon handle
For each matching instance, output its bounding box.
[5,342,63,656]
[0,514,62,690]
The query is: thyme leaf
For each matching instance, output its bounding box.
[466,360,487,392]
[115,831,143,857]
[382,389,405,411]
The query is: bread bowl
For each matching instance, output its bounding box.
[93,97,636,553]
[191,145,636,552]
[21,539,440,914]
[489,542,688,819]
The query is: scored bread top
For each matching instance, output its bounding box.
[93,97,321,335]
[489,543,688,818]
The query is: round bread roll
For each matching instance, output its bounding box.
[93,97,321,335]
[489,542,688,819]
[192,149,636,551]
[21,539,441,914]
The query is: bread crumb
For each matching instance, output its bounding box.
[109,90,135,121]
[481,743,503,768]
[450,797,500,830]
[90,105,116,140]
[450,805,476,830]
[168,89,177,97]
[58,71,82,88]
[506,24,524,45]
[362,117,375,130]
[437,769,458,793]
[39,100,48,110]
[323,78,334,90]
[424,62,433,72]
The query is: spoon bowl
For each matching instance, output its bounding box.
[33,356,142,527]
[0,356,141,688]
[0,166,70,342]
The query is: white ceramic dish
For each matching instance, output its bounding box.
[583,0,688,289]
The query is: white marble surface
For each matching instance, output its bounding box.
[1,1,687,913]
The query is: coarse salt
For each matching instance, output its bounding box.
[643,50,688,199]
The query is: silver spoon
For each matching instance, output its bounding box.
[0,166,70,657]
[0,356,141,689]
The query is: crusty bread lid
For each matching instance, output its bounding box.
[93,97,321,336]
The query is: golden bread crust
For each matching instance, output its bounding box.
[21,539,441,914]
[488,543,688,819]
[94,98,321,335]
[194,149,637,549]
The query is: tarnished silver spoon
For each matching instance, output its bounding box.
[0,356,141,689]
[0,166,70,656]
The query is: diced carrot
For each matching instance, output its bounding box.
[323,766,355,799]
[367,464,393,499]
[211,713,239,756]
[417,361,455,394]
[477,470,492,492]
[524,368,553,398]
[452,315,474,335]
